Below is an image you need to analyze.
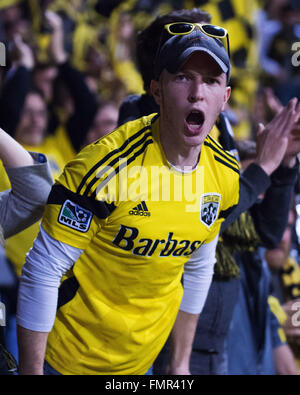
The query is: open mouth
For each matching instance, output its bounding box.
[186,110,205,131]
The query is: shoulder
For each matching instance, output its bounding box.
[58,114,157,197]
[203,135,240,214]
[204,134,240,177]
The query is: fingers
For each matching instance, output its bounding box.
[45,10,62,30]
[283,98,300,136]
[12,34,26,51]
[267,97,299,139]
[256,123,265,137]
[258,97,299,150]
[12,34,21,46]
[295,101,300,124]
[11,34,34,69]
[264,87,283,114]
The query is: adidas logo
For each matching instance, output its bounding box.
[129,201,151,217]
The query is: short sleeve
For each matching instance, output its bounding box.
[42,144,116,249]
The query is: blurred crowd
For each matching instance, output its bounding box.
[0,0,300,375]
[0,0,300,139]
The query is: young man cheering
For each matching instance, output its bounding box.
[17,25,299,375]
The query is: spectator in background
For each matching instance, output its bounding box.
[0,0,29,44]
[0,127,53,375]
[0,127,52,237]
[0,9,99,360]
[108,9,144,96]
[256,0,300,104]
[260,85,300,371]
[84,101,119,146]
[265,204,300,371]
[225,140,299,375]
[0,10,99,167]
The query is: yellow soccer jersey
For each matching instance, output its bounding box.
[43,113,240,375]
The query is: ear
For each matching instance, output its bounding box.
[150,79,162,106]
[221,86,231,112]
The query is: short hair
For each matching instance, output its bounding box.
[136,8,211,91]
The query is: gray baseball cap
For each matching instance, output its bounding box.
[154,29,231,83]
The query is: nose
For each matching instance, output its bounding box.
[30,112,40,126]
[188,79,205,103]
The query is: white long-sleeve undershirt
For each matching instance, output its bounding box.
[17,226,83,332]
[180,234,218,314]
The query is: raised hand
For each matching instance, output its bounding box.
[264,87,283,115]
[283,121,300,166]
[264,89,300,167]
[44,10,67,64]
[12,34,34,70]
[254,98,300,175]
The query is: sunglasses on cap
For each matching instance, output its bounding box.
[164,22,230,58]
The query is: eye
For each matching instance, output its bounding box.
[205,77,220,85]
[175,73,188,82]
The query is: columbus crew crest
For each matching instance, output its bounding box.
[200,193,221,228]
